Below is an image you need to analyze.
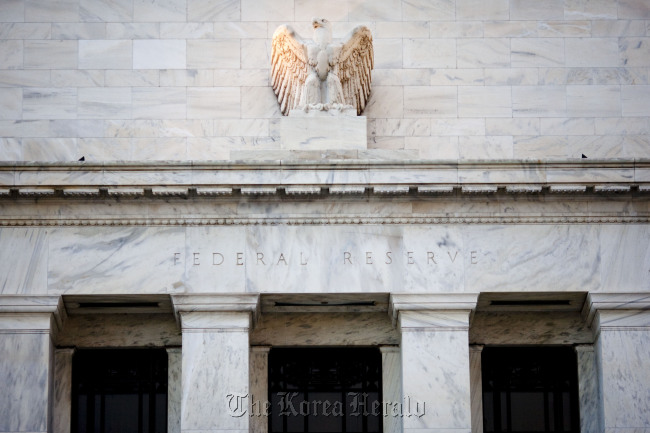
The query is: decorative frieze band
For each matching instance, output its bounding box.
[0,215,648,227]
[3,183,650,199]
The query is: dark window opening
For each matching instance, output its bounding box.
[482,346,579,433]
[269,347,382,433]
[72,348,168,433]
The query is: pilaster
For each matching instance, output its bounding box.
[574,344,601,433]
[53,348,74,433]
[167,347,182,433]
[250,346,271,433]
[0,295,65,433]
[380,346,402,433]
[391,293,478,433]
[172,294,259,433]
[469,344,484,433]
[584,293,650,432]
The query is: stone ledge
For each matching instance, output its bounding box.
[0,160,648,194]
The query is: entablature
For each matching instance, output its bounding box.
[1,159,649,226]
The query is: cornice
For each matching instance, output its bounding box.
[0,215,648,227]
[0,159,648,199]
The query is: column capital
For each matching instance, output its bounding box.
[389,293,478,327]
[171,294,260,329]
[0,295,66,338]
[469,344,484,353]
[574,343,594,353]
[582,292,650,329]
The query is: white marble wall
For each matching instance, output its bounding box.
[32,224,649,295]
[1,0,648,161]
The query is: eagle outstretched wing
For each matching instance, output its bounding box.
[271,25,310,116]
[336,26,374,115]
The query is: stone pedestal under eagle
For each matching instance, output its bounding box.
[271,18,374,116]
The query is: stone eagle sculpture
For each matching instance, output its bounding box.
[271,18,374,116]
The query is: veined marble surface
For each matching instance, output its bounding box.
[598,323,650,429]
[0,228,48,295]
[1,160,646,189]
[469,311,593,345]
[56,313,180,347]
[250,312,398,346]
[180,311,250,432]
[0,223,641,295]
[0,327,52,432]
[280,115,368,150]
[400,310,472,432]
[575,345,601,433]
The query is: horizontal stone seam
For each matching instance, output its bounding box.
[400,326,470,332]
[180,328,249,333]
[0,216,648,226]
[599,326,650,331]
[0,329,51,334]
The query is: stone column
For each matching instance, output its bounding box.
[53,348,75,433]
[574,344,600,433]
[469,344,484,433]
[250,346,271,433]
[585,293,650,432]
[172,294,259,433]
[0,295,65,433]
[167,347,182,433]
[391,294,478,433]
[380,346,402,433]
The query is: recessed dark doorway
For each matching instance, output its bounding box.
[269,347,382,433]
[482,346,579,433]
[71,348,168,433]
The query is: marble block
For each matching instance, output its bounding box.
[281,111,367,150]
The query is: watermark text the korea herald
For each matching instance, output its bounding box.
[226,393,425,418]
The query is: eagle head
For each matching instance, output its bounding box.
[312,17,330,30]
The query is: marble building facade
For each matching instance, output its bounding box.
[1,1,649,433]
